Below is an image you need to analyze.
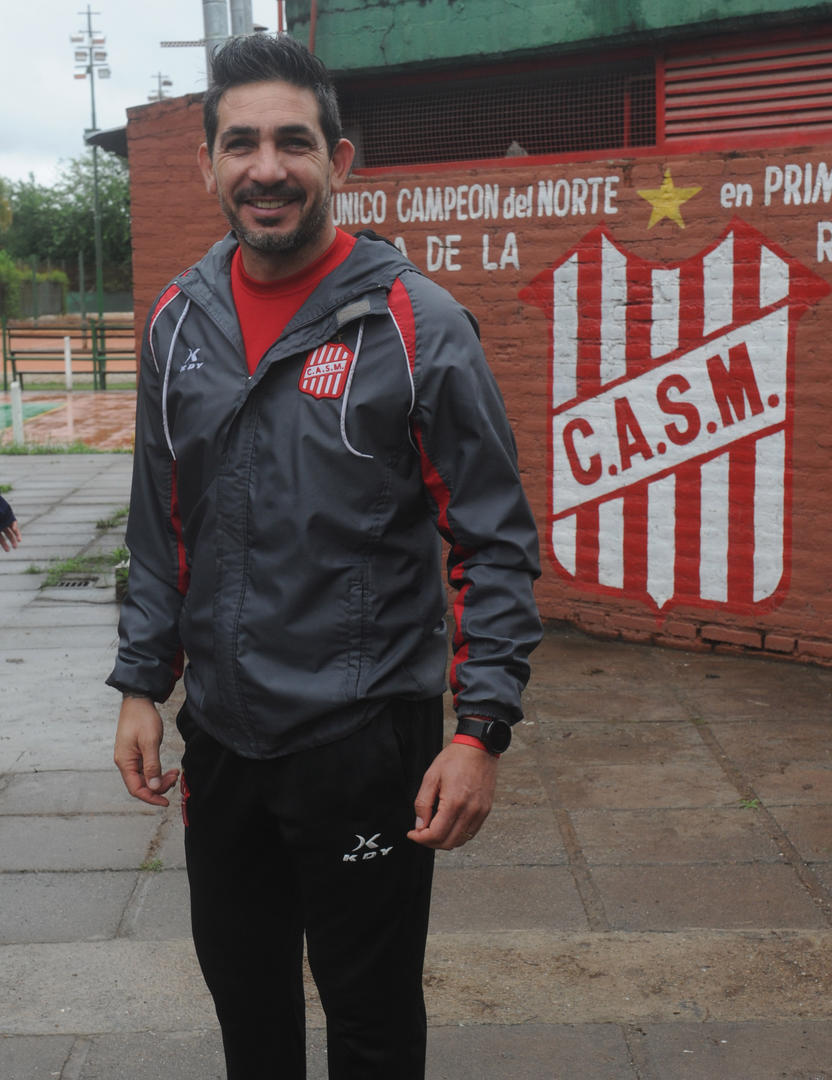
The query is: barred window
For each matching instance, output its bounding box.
[664,35,832,145]
[339,59,656,170]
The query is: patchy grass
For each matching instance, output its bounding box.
[28,545,129,587]
[0,483,11,494]
[140,857,164,872]
[0,440,131,455]
[96,506,130,531]
[739,797,761,810]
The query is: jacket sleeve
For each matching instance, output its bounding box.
[0,494,15,530]
[396,273,542,724]
[106,300,188,701]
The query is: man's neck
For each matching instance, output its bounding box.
[238,224,337,283]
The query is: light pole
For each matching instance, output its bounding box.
[148,72,174,103]
[71,4,109,322]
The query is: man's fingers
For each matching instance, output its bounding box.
[408,742,498,849]
[412,772,440,831]
[119,766,179,807]
[113,697,173,806]
[407,802,484,849]
[0,524,21,551]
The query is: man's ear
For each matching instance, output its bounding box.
[197,142,217,194]
[330,138,355,192]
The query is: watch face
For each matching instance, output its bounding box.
[486,720,512,753]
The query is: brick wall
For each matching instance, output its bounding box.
[127,97,832,662]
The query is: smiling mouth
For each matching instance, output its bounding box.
[248,197,295,210]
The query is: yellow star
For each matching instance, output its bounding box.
[637,168,702,229]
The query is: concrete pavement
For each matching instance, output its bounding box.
[2,452,832,1078]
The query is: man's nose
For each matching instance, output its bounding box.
[248,145,289,184]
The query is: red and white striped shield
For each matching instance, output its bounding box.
[519,220,829,613]
[299,342,355,399]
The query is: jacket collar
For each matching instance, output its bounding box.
[175,231,419,362]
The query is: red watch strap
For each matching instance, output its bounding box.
[452,733,501,758]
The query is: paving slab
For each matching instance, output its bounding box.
[773,805,832,862]
[0,770,154,816]
[120,870,193,941]
[0,592,42,612]
[547,759,740,810]
[427,1023,636,1080]
[745,764,832,806]
[71,1032,227,1080]
[0,625,118,649]
[709,718,832,768]
[0,814,158,872]
[435,806,567,867]
[533,688,694,724]
[0,872,138,944]
[152,809,188,870]
[430,866,588,932]
[636,1020,832,1079]
[0,718,127,775]
[676,676,832,722]
[490,745,549,807]
[0,574,42,592]
[0,1035,75,1080]
[571,807,784,864]
[593,863,827,930]
[542,720,707,764]
[65,1030,329,1080]
[15,601,120,625]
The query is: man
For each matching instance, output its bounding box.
[110,32,541,1080]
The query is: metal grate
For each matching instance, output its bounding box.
[665,36,832,142]
[54,575,98,588]
[340,60,656,169]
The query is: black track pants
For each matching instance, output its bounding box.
[177,698,444,1080]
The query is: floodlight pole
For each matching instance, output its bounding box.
[75,4,106,321]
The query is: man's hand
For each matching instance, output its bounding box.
[114,695,179,807]
[0,521,22,552]
[407,742,498,850]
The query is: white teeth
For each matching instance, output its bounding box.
[250,199,288,209]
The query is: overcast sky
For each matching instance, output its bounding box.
[1,0,281,186]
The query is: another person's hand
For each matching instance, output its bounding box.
[0,520,21,552]
[407,742,499,850]
[114,695,180,807]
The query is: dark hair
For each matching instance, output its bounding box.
[203,33,342,156]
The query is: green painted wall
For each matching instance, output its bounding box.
[287,0,832,73]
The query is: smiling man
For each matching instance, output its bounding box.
[109,32,541,1080]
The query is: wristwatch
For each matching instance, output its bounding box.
[456,715,512,754]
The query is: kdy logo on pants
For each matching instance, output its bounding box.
[343,833,393,863]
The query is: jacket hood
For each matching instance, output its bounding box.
[178,230,421,342]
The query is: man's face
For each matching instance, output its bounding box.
[198,80,353,279]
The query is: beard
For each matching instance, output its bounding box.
[220,182,332,256]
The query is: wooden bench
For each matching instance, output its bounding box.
[2,318,136,391]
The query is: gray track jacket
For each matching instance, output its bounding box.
[107,232,541,758]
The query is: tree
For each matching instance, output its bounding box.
[0,150,131,291]
[0,177,12,233]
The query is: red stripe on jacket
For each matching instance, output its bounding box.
[148,284,182,371]
[169,462,189,681]
[387,277,472,702]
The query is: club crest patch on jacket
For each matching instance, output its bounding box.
[299,343,355,399]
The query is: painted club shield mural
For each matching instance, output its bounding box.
[520,219,830,615]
